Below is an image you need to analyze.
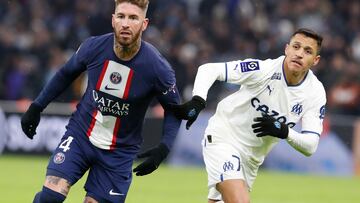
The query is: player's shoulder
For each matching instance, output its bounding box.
[302,70,326,105]
[141,41,163,59]
[141,40,172,70]
[85,33,113,46]
[260,55,285,69]
[230,55,283,73]
[307,70,326,94]
[78,33,112,53]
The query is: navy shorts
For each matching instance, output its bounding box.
[46,133,139,203]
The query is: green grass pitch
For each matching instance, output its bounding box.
[0,154,359,203]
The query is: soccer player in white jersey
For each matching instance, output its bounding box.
[172,28,326,203]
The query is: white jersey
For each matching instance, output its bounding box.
[194,56,326,165]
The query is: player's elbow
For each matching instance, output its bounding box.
[198,63,210,72]
[301,145,318,157]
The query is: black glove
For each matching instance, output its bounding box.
[171,96,206,130]
[251,113,289,139]
[133,143,169,176]
[21,103,42,139]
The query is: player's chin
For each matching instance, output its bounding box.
[118,38,133,46]
[288,62,304,71]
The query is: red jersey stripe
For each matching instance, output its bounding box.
[86,110,98,137]
[96,60,109,90]
[123,69,134,99]
[110,118,121,150]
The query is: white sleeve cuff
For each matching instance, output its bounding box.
[286,129,320,157]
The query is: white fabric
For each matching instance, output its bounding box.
[193,56,326,199]
[202,135,258,194]
[286,130,320,156]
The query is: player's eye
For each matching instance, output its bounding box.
[293,44,300,49]
[117,14,125,19]
[129,15,139,20]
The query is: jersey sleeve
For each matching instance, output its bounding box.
[192,58,274,100]
[34,37,93,109]
[301,84,327,136]
[225,58,277,85]
[153,56,181,149]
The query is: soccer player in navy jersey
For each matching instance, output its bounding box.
[21,0,181,202]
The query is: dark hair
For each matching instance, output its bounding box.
[292,28,323,54]
[114,0,149,13]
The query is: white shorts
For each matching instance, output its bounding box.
[202,134,259,200]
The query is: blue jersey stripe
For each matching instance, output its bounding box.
[301,130,320,137]
[225,63,228,82]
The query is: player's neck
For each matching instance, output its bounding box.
[284,65,307,85]
[113,38,141,61]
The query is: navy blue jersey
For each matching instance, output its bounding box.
[34,33,181,150]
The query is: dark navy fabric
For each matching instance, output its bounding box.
[47,133,135,202]
[35,33,181,202]
[35,33,181,149]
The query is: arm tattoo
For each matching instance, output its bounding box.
[47,176,62,185]
[45,176,71,196]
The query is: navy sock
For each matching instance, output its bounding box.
[32,186,66,203]
[33,192,41,203]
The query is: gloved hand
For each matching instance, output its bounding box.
[133,143,169,176]
[21,103,42,139]
[170,96,206,129]
[251,113,289,139]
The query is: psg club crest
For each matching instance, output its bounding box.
[110,72,122,84]
[53,152,65,164]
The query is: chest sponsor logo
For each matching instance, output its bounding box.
[240,61,259,72]
[93,90,130,117]
[251,97,296,128]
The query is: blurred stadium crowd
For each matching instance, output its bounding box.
[0,0,359,116]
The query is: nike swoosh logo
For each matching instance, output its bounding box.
[109,189,125,196]
[105,85,119,91]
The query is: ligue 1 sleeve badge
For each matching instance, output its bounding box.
[53,152,66,164]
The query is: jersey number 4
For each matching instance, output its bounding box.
[59,136,74,152]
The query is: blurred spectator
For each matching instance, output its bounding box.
[0,0,359,117]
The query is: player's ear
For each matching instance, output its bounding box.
[111,14,115,29]
[142,18,149,31]
[284,44,289,56]
[312,55,321,66]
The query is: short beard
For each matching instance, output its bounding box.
[113,28,142,60]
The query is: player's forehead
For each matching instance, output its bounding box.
[290,34,319,51]
[114,2,145,17]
